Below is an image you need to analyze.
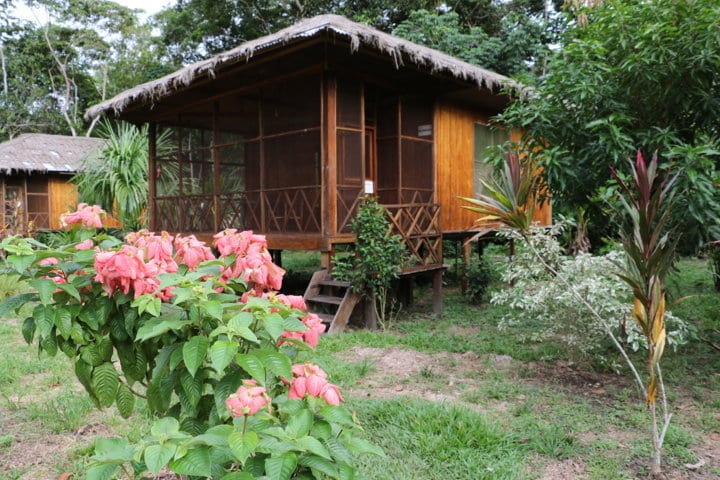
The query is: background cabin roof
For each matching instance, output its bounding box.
[0,134,103,174]
[85,14,519,121]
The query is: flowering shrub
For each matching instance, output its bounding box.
[491,227,691,363]
[0,206,381,479]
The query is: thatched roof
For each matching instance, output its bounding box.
[85,14,519,121]
[0,134,103,174]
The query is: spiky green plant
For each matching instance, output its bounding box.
[612,151,677,476]
[74,121,171,231]
[462,151,678,477]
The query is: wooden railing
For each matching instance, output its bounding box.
[155,185,322,234]
[383,203,442,267]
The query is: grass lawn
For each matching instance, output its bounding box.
[0,257,718,479]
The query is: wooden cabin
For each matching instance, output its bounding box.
[0,134,103,235]
[85,15,551,326]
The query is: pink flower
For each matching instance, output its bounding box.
[174,235,215,270]
[225,379,271,417]
[75,239,94,250]
[93,245,167,299]
[38,257,59,266]
[287,362,342,405]
[213,229,285,291]
[60,203,104,229]
[279,312,326,348]
[125,230,177,274]
[321,383,344,406]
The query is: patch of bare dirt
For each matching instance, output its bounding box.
[538,458,589,479]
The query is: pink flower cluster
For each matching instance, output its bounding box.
[60,203,104,229]
[225,379,271,417]
[38,257,67,291]
[213,229,285,292]
[95,230,217,300]
[94,245,163,299]
[287,363,343,406]
[274,295,326,348]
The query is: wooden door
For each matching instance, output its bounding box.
[364,126,377,189]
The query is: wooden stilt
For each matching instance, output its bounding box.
[364,296,377,330]
[432,269,443,317]
[461,238,472,294]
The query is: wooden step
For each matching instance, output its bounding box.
[316,312,334,324]
[306,294,343,306]
[316,279,351,288]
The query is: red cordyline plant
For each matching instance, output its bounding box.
[0,205,382,479]
[462,151,677,477]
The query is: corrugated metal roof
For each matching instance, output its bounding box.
[0,134,103,174]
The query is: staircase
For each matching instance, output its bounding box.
[303,270,361,334]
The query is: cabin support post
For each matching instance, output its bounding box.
[148,123,157,230]
[364,296,376,330]
[461,237,472,294]
[432,268,443,317]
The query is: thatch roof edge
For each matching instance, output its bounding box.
[85,14,520,121]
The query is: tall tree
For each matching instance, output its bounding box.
[498,0,720,251]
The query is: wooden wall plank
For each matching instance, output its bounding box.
[48,176,77,229]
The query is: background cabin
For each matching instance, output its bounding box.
[85,15,551,325]
[0,134,103,235]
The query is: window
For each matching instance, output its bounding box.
[473,123,508,197]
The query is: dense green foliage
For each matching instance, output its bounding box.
[499,0,720,251]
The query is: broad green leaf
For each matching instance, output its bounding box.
[74,358,95,398]
[183,335,210,378]
[338,462,356,480]
[210,340,239,373]
[296,436,332,460]
[115,383,135,419]
[344,436,385,457]
[135,317,192,341]
[151,417,180,437]
[228,311,253,330]
[282,315,307,332]
[228,431,259,463]
[256,349,291,380]
[78,309,100,330]
[0,293,37,317]
[109,315,129,341]
[92,437,134,462]
[40,334,58,356]
[84,463,119,480]
[214,368,244,415]
[144,443,177,474]
[29,278,57,305]
[221,472,255,480]
[264,452,297,480]
[57,282,81,301]
[263,313,286,340]
[325,437,353,465]
[285,409,312,439]
[92,362,119,408]
[116,342,146,384]
[179,369,203,408]
[309,420,332,440]
[170,286,193,304]
[6,254,35,273]
[33,304,55,338]
[21,317,35,344]
[98,337,114,362]
[298,454,338,477]
[204,300,224,321]
[188,425,233,447]
[236,353,266,384]
[80,343,104,367]
[54,309,72,340]
[320,406,355,426]
[168,446,212,477]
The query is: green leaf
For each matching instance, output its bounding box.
[263,313,286,340]
[6,254,35,273]
[0,293,37,317]
[188,425,233,447]
[168,446,212,477]
[204,300,224,321]
[179,369,203,408]
[92,362,119,408]
[116,342,146,384]
[115,383,135,419]
[109,314,129,341]
[298,454,338,477]
[282,315,307,332]
[256,349,291,380]
[84,463,119,480]
[264,452,297,480]
[183,335,210,378]
[338,462,356,480]
[92,437,135,462]
[214,368,244,415]
[310,420,332,440]
[80,344,105,367]
[33,304,55,338]
[144,443,177,475]
[151,417,180,438]
[221,473,255,480]
[21,317,35,344]
[228,311,253,330]
[320,406,355,426]
[74,358,95,397]
[325,437,353,465]
[236,353,266,384]
[296,436,332,460]
[57,282,81,301]
[40,334,58,356]
[228,431,259,463]
[344,436,385,457]
[54,309,72,340]
[135,317,191,341]
[285,409,312,439]
[210,340,239,373]
[29,278,57,305]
